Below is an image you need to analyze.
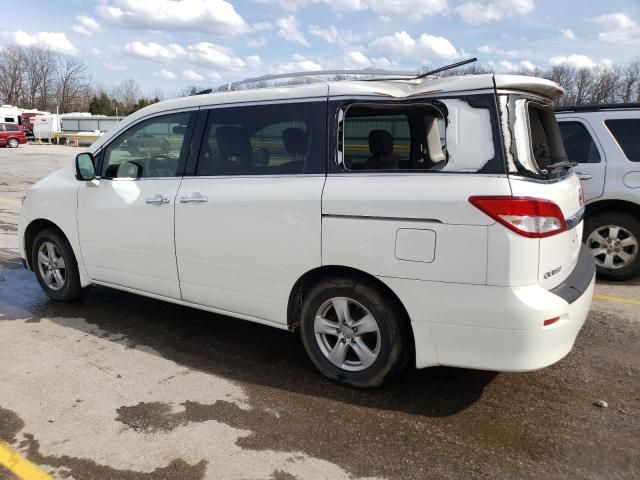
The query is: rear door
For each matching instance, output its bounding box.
[503,96,585,289]
[557,117,606,201]
[174,100,327,324]
[322,94,510,286]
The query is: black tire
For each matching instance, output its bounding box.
[32,228,83,301]
[584,212,640,281]
[8,138,19,148]
[300,276,406,388]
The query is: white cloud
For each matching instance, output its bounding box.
[340,51,392,69]
[457,0,534,24]
[124,41,185,62]
[276,15,309,46]
[275,54,322,73]
[476,44,520,57]
[247,37,268,48]
[185,42,247,69]
[124,40,260,72]
[595,13,640,44]
[369,31,460,61]
[308,25,364,48]
[158,69,177,80]
[548,54,610,70]
[183,69,204,81]
[99,0,249,36]
[252,22,273,31]
[12,31,77,55]
[560,28,576,40]
[72,15,101,36]
[257,0,447,18]
[495,59,537,72]
[158,69,221,82]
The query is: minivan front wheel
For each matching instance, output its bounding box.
[32,228,83,301]
[585,212,640,281]
[300,277,405,387]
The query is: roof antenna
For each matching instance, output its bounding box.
[416,57,478,79]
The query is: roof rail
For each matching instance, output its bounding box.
[221,68,419,91]
[555,103,640,113]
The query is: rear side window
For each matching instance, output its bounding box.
[605,119,640,162]
[4,124,19,132]
[558,122,601,163]
[337,95,500,173]
[343,114,411,170]
[196,101,326,176]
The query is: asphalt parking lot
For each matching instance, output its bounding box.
[0,144,638,480]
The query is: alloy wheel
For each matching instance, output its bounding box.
[37,241,66,290]
[314,296,381,372]
[586,225,638,270]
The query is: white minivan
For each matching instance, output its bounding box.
[18,72,595,387]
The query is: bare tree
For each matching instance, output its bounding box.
[619,59,640,103]
[23,48,57,110]
[112,78,141,114]
[55,56,91,113]
[0,46,25,105]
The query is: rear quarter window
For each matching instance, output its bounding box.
[4,124,19,132]
[605,119,640,162]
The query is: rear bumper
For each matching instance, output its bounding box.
[381,258,596,371]
[550,245,595,304]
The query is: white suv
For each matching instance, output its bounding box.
[556,105,640,280]
[18,73,595,387]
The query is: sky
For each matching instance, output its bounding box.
[5,0,640,96]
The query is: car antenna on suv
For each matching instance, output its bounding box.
[415,57,478,79]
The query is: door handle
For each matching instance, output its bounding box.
[145,194,170,205]
[179,193,208,203]
[576,172,592,180]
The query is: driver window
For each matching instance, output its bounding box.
[102,112,190,179]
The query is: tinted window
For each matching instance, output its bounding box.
[558,122,601,163]
[605,119,640,162]
[4,124,19,132]
[196,102,325,176]
[102,112,190,179]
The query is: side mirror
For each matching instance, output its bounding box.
[75,152,96,181]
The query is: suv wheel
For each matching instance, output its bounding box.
[8,138,19,148]
[32,228,83,301]
[300,277,405,388]
[585,212,640,281]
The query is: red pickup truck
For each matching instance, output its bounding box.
[0,123,27,148]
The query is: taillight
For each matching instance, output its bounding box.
[469,196,567,238]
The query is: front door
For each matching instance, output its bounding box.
[77,111,193,299]
[175,101,327,324]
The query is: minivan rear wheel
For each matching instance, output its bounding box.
[300,277,405,388]
[585,212,640,281]
[8,138,19,148]
[32,228,83,301]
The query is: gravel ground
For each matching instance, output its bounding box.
[0,144,638,480]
